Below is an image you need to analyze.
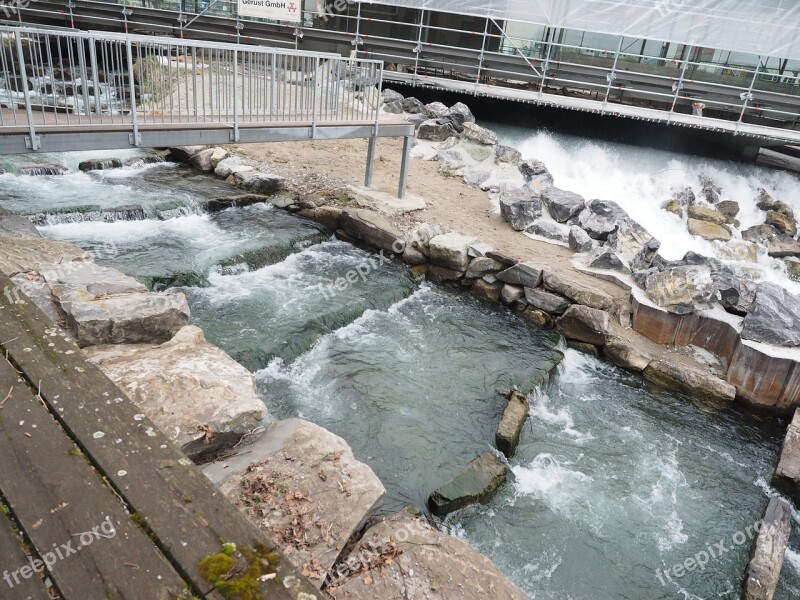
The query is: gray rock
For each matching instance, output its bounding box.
[742,497,792,600]
[494,145,522,165]
[577,199,628,240]
[672,186,696,206]
[716,200,740,222]
[417,119,459,142]
[644,264,717,314]
[408,223,445,256]
[424,101,448,119]
[469,241,494,258]
[556,305,612,346]
[497,262,543,288]
[542,187,586,223]
[237,172,285,195]
[462,122,498,145]
[630,238,662,272]
[428,232,478,271]
[543,271,615,311]
[382,88,404,103]
[190,147,228,172]
[499,188,543,231]
[687,218,731,242]
[768,235,800,258]
[167,146,205,162]
[214,156,255,179]
[525,221,569,244]
[428,452,507,516]
[643,360,736,405]
[84,326,266,446]
[603,339,651,372]
[204,418,385,588]
[401,97,425,114]
[446,102,476,125]
[9,273,63,324]
[569,226,594,252]
[606,218,658,269]
[741,283,800,347]
[496,391,530,458]
[382,99,404,114]
[743,224,778,244]
[330,512,528,600]
[500,283,524,305]
[585,247,627,272]
[405,113,428,129]
[472,279,503,302]
[464,170,492,188]
[18,163,68,176]
[766,210,797,237]
[524,287,571,315]
[0,214,40,238]
[519,159,553,187]
[340,209,406,254]
[772,410,800,505]
[0,238,90,277]
[401,245,427,265]
[465,257,505,278]
[78,158,122,172]
[698,174,721,204]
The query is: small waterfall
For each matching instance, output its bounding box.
[26,204,148,226]
[123,155,165,168]
[18,164,68,176]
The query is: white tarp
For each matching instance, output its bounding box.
[361,0,800,60]
[239,0,302,22]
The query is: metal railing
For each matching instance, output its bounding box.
[0,24,383,149]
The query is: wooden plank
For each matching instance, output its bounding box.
[0,357,186,599]
[0,273,318,599]
[0,510,51,600]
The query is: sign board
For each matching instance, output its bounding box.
[238,0,301,22]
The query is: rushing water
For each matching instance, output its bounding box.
[2,147,799,598]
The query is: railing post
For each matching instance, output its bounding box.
[413,9,425,87]
[15,30,39,151]
[192,46,198,119]
[668,46,692,124]
[310,56,319,138]
[736,58,762,134]
[232,47,239,142]
[538,40,553,103]
[398,135,412,199]
[475,18,489,94]
[125,37,140,146]
[602,36,624,113]
[364,135,376,187]
[89,36,101,115]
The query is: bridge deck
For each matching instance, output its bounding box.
[0,270,318,599]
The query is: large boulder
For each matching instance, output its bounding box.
[446,102,476,125]
[716,200,740,223]
[742,497,792,600]
[524,287,571,315]
[526,221,569,244]
[644,264,717,314]
[543,271,614,311]
[687,204,727,225]
[167,146,205,162]
[235,172,285,195]
[772,410,800,505]
[494,145,522,165]
[603,339,651,372]
[767,235,800,258]
[84,326,266,445]
[462,122,498,145]
[499,188,542,231]
[643,360,736,404]
[569,226,594,253]
[424,101,448,119]
[766,210,797,237]
[408,223,445,256]
[382,88,404,104]
[329,512,528,599]
[417,119,458,142]
[497,262,543,288]
[741,283,800,347]
[382,100,404,114]
[78,158,122,172]
[518,160,554,188]
[687,218,731,242]
[428,232,479,272]
[0,237,89,276]
[340,209,405,254]
[0,214,40,238]
[428,452,507,516]
[204,418,385,588]
[401,97,426,114]
[541,187,585,223]
[214,155,255,179]
[555,305,612,346]
[40,261,190,346]
[190,147,228,172]
[495,391,530,458]
[465,257,505,278]
[577,199,628,240]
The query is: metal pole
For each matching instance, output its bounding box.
[89,36,101,115]
[364,135,376,187]
[232,47,239,142]
[668,46,692,124]
[398,135,412,199]
[475,18,489,94]
[413,8,425,87]
[601,36,624,113]
[15,31,39,151]
[125,38,140,146]
[192,45,198,118]
[311,56,319,137]
[538,40,553,102]
[736,57,762,134]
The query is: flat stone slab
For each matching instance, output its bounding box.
[428,452,507,516]
[556,305,612,346]
[340,208,406,254]
[329,512,528,599]
[643,359,736,405]
[203,418,385,588]
[0,237,90,276]
[83,326,266,446]
[543,271,614,311]
[742,497,792,600]
[428,232,479,272]
[497,261,544,288]
[496,391,530,458]
[771,409,800,505]
[0,214,40,238]
[603,338,652,372]
[41,262,190,346]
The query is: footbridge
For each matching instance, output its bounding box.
[10,0,800,147]
[0,24,415,196]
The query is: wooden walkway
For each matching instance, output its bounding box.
[0,270,318,599]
